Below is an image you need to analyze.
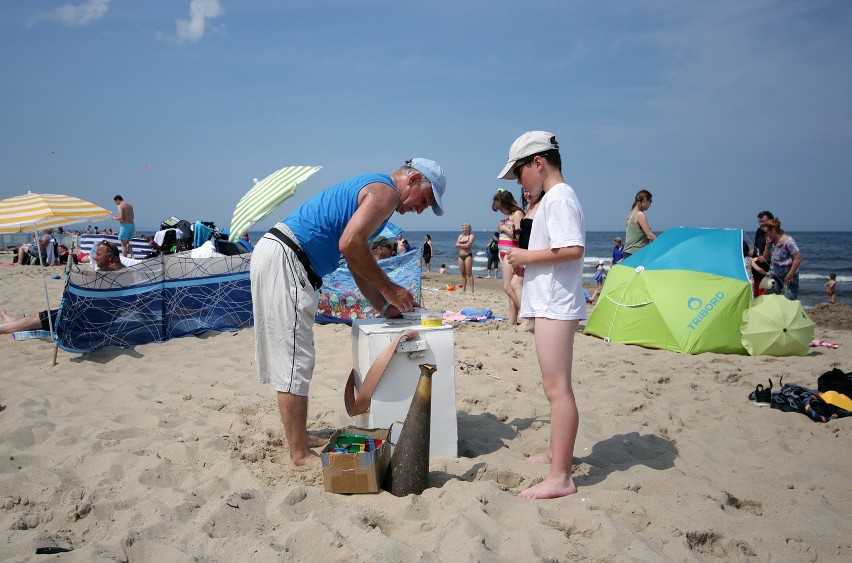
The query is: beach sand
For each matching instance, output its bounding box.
[1,264,850,561]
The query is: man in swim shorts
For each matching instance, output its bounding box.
[113,195,136,258]
[2,241,123,334]
[251,158,447,467]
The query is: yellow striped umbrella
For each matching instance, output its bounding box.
[0,193,112,341]
[0,192,111,234]
[229,165,321,240]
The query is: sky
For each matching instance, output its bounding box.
[1,0,850,235]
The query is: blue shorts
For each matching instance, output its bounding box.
[118,223,135,241]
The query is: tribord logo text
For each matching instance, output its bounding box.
[686,291,725,330]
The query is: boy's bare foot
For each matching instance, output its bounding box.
[525,452,551,464]
[519,475,577,499]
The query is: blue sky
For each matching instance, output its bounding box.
[1,0,850,235]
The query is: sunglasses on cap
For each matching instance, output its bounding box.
[99,240,120,256]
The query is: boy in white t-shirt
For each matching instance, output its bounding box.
[499,131,586,499]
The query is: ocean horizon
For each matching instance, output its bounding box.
[4,228,847,309]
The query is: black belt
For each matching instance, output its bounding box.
[268,227,324,291]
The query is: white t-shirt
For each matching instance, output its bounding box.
[520,182,586,320]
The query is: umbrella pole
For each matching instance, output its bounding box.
[35,225,55,337]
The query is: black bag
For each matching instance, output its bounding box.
[160,216,181,230]
[818,368,852,411]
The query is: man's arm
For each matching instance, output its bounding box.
[113,203,124,221]
[339,183,416,313]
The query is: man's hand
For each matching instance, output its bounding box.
[385,284,416,313]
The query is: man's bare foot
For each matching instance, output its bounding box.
[284,433,328,449]
[519,475,577,499]
[290,450,322,467]
[525,452,552,464]
[518,319,535,333]
[1,310,13,323]
[306,434,328,448]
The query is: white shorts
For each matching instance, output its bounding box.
[250,224,318,396]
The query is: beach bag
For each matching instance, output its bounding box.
[160,216,182,230]
[487,239,498,256]
[818,368,852,411]
[771,380,851,423]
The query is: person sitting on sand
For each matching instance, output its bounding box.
[0,309,59,335]
[15,229,56,266]
[439,264,447,274]
[91,240,126,271]
[58,244,78,265]
[3,242,124,336]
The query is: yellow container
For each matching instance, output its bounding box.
[420,310,442,327]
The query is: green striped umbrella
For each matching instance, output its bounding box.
[229,165,321,240]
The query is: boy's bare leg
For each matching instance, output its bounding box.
[520,318,579,499]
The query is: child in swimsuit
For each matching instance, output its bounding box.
[826,273,836,303]
[492,190,525,325]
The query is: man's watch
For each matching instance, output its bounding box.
[380,302,391,317]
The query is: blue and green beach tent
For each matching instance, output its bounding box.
[584,227,752,354]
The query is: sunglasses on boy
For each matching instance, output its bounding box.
[512,156,535,179]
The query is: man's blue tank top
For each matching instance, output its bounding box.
[283,173,394,277]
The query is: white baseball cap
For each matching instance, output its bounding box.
[409,158,446,216]
[497,131,560,180]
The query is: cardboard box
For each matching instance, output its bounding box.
[321,426,391,494]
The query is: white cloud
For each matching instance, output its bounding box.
[174,0,224,44]
[29,0,111,27]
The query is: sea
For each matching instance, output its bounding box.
[340,230,850,310]
[8,228,843,310]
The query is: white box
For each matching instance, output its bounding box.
[351,319,457,458]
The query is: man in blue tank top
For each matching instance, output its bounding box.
[251,158,447,466]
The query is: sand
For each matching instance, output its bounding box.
[1,264,850,561]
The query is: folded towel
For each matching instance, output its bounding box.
[12,330,52,341]
[460,308,493,317]
[443,309,505,323]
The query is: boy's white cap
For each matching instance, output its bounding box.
[497,131,559,180]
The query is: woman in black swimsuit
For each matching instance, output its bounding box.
[422,234,433,272]
[455,223,475,293]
